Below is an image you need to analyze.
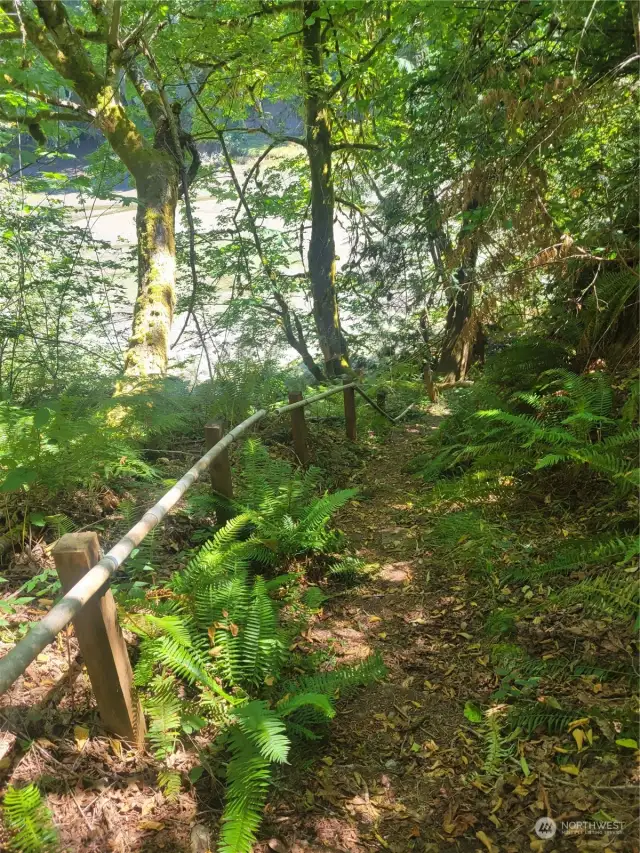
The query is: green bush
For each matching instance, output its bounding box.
[125,441,379,853]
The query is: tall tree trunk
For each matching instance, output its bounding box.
[436,250,478,383]
[437,199,480,382]
[303,1,348,378]
[124,157,179,379]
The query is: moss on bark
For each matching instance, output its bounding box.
[123,163,179,379]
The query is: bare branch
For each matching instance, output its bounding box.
[108,0,121,46]
[335,195,384,233]
[72,27,107,42]
[0,106,92,125]
[0,76,90,114]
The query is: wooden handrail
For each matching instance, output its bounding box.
[0,410,266,695]
[0,380,398,698]
[273,382,355,413]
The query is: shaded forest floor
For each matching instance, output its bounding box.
[258,422,638,853]
[0,418,637,852]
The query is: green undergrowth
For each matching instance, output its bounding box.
[410,340,639,782]
[117,438,384,853]
[0,361,425,571]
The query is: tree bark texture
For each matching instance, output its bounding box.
[437,200,481,382]
[9,1,182,380]
[303,1,349,378]
[125,162,179,378]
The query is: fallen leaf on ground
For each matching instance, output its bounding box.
[476,830,497,851]
[74,725,89,751]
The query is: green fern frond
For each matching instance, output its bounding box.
[276,692,336,720]
[240,577,284,686]
[144,675,183,758]
[219,729,272,853]
[482,710,508,776]
[509,704,576,735]
[129,613,193,646]
[210,514,253,550]
[45,513,75,538]
[553,572,640,617]
[302,586,328,609]
[298,489,358,536]
[155,635,231,699]
[287,653,387,698]
[514,535,639,582]
[157,769,182,802]
[232,700,290,763]
[327,557,365,585]
[534,452,573,469]
[3,785,59,853]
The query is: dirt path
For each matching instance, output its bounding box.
[259,423,636,853]
[259,421,487,852]
[0,421,635,853]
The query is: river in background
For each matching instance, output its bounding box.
[57,149,353,379]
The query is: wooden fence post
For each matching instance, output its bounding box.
[52,533,144,746]
[288,392,309,466]
[205,420,234,524]
[343,380,357,441]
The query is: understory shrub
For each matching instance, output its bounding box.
[125,440,382,853]
[410,341,639,773]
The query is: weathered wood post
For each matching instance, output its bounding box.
[288,392,309,466]
[205,420,234,524]
[343,380,357,441]
[52,532,144,746]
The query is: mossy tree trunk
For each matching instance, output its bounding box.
[3,0,188,381]
[303,1,349,379]
[125,161,179,379]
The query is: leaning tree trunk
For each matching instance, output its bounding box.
[303,2,348,378]
[123,156,179,379]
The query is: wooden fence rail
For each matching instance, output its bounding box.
[0,380,377,739]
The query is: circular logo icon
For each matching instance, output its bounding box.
[535,817,557,839]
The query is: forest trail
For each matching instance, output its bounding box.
[260,421,636,853]
[0,417,635,853]
[259,419,502,853]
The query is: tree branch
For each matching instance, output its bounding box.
[120,52,165,127]
[0,106,92,127]
[0,76,90,114]
[331,141,383,152]
[222,124,307,148]
[186,81,325,379]
[72,26,107,42]
[120,2,160,51]
[326,28,392,99]
[335,195,384,233]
